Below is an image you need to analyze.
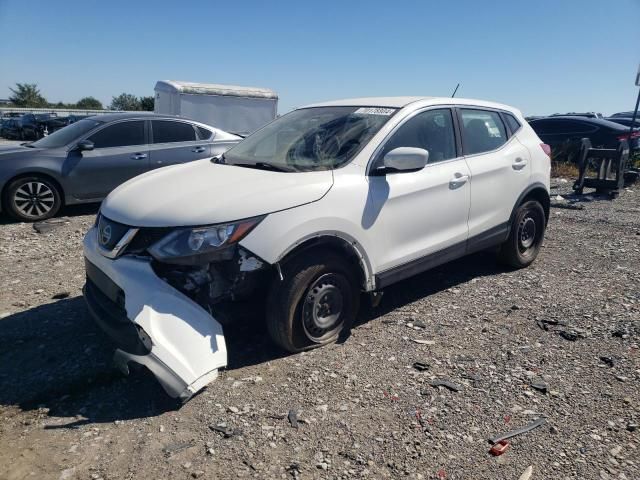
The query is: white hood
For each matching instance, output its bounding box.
[100,159,334,227]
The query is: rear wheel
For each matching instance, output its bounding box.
[4,176,62,222]
[498,200,546,268]
[266,251,360,352]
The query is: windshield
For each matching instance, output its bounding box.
[223,106,397,171]
[31,118,102,149]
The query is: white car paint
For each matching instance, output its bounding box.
[100,160,334,227]
[84,229,227,399]
[84,96,550,399]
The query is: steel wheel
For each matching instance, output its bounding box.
[518,215,537,252]
[266,250,360,352]
[302,273,347,342]
[498,200,546,269]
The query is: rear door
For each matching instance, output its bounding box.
[148,120,211,169]
[67,120,150,200]
[458,108,531,241]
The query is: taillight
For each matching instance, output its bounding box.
[617,131,640,141]
[540,143,551,157]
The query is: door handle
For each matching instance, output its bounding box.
[512,157,528,170]
[131,153,147,160]
[191,147,206,153]
[449,173,469,189]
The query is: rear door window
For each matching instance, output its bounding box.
[460,109,507,155]
[88,121,145,148]
[152,120,197,143]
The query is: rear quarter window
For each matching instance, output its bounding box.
[197,126,213,140]
[503,113,521,135]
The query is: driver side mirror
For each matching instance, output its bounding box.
[76,139,94,152]
[382,147,429,172]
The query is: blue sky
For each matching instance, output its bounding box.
[1,0,639,116]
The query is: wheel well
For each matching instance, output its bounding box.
[279,236,369,290]
[521,187,550,224]
[2,172,65,206]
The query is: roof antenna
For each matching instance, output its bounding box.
[451,83,460,98]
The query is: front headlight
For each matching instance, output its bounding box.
[148,216,264,265]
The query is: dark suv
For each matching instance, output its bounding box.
[528,116,639,162]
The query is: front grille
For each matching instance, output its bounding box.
[97,215,130,251]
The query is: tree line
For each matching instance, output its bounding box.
[6,83,154,111]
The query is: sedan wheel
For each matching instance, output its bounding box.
[5,176,62,222]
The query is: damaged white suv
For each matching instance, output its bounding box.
[83,97,551,400]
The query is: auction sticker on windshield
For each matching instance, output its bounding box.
[354,107,396,116]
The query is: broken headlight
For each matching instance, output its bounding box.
[148,217,264,265]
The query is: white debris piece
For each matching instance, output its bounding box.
[518,466,533,480]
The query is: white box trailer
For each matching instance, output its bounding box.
[154,80,278,136]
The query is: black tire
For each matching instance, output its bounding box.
[266,250,360,353]
[4,176,62,222]
[498,200,546,269]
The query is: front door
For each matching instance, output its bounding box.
[148,120,211,169]
[65,120,150,200]
[368,108,471,278]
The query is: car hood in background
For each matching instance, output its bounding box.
[100,160,334,227]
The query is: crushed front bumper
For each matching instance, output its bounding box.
[83,227,227,401]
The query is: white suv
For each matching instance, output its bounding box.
[83,97,551,400]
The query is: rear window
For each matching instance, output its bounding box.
[531,119,597,135]
[529,120,556,134]
[152,120,197,143]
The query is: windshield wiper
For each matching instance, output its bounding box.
[233,162,294,172]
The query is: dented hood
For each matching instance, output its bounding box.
[100,160,334,227]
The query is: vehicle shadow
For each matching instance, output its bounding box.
[0,297,181,427]
[344,250,505,340]
[0,203,99,225]
[0,251,504,426]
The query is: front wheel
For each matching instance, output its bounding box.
[498,200,546,268]
[4,176,62,222]
[266,251,360,353]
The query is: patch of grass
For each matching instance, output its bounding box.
[551,161,579,179]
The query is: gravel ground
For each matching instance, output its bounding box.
[0,180,638,480]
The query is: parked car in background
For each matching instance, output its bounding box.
[549,112,603,119]
[528,116,639,162]
[0,118,22,139]
[67,114,92,124]
[0,113,240,221]
[26,113,63,139]
[83,96,551,399]
[611,111,636,118]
